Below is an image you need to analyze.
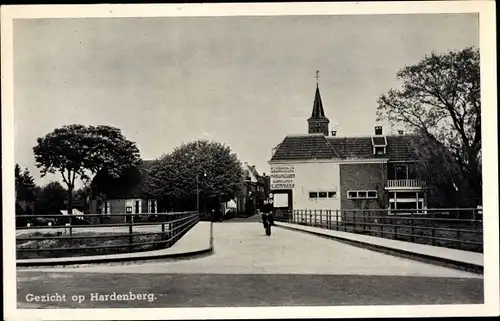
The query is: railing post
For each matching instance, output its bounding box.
[353,211,356,233]
[410,211,415,243]
[363,211,366,234]
[129,214,134,252]
[69,216,73,252]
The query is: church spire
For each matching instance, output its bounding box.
[311,85,325,118]
[308,70,330,136]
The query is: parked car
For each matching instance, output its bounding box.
[16,216,56,227]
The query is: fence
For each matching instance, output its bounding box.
[274,208,483,253]
[16,211,200,259]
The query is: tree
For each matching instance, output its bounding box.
[33,124,142,213]
[15,164,37,203]
[377,47,481,207]
[34,181,67,214]
[145,140,244,212]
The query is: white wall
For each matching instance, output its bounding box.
[271,161,341,211]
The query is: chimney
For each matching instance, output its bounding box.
[331,130,337,136]
[398,130,404,135]
[375,126,383,135]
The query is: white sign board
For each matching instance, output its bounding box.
[273,193,289,208]
[270,165,295,189]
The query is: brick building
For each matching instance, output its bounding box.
[90,160,158,222]
[235,162,269,215]
[268,80,426,213]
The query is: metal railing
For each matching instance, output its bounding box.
[16,212,200,259]
[274,208,483,253]
[386,179,424,188]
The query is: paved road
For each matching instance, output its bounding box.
[17,221,483,307]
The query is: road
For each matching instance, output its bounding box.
[17,219,483,307]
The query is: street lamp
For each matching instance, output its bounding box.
[190,152,208,213]
[196,171,207,212]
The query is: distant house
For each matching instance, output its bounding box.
[234,162,269,215]
[90,160,158,222]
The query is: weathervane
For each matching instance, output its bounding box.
[315,70,320,87]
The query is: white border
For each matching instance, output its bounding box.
[2,2,498,320]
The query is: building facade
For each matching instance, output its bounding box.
[269,81,426,213]
[235,162,269,215]
[90,160,158,223]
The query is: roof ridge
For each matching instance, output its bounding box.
[286,133,324,138]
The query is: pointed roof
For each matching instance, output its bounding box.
[308,85,328,120]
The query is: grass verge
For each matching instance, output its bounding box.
[16,231,167,259]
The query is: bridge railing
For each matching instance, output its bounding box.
[16,211,200,259]
[274,208,483,253]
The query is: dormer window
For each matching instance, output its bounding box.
[371,136,387,155]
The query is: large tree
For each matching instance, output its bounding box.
[15,164,37,204]
[33,124,142,213]
[145,140,244,212]
[377,47,481,207]
[34,181,67,214]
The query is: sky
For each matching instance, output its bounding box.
[13,13,479,189]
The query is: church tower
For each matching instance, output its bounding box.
[307,71,330,136]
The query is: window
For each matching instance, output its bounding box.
[347,190,378,199]
[310,191,337,199]
[101,201,111,215]
[347,191,358,199]
[374,146,386,155]
[126,199,142,214]
[148,200,157,213]
[395,165,407,180]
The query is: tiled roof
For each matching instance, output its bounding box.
[270,134,420,162]
[270,134,339,161]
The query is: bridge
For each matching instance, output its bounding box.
[17,215,482,308]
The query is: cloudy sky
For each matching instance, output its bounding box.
[13,13,479,188]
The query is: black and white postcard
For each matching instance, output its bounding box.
[2,2,498,320]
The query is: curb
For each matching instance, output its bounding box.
[16,247,214,268]
[276,223,483,275]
